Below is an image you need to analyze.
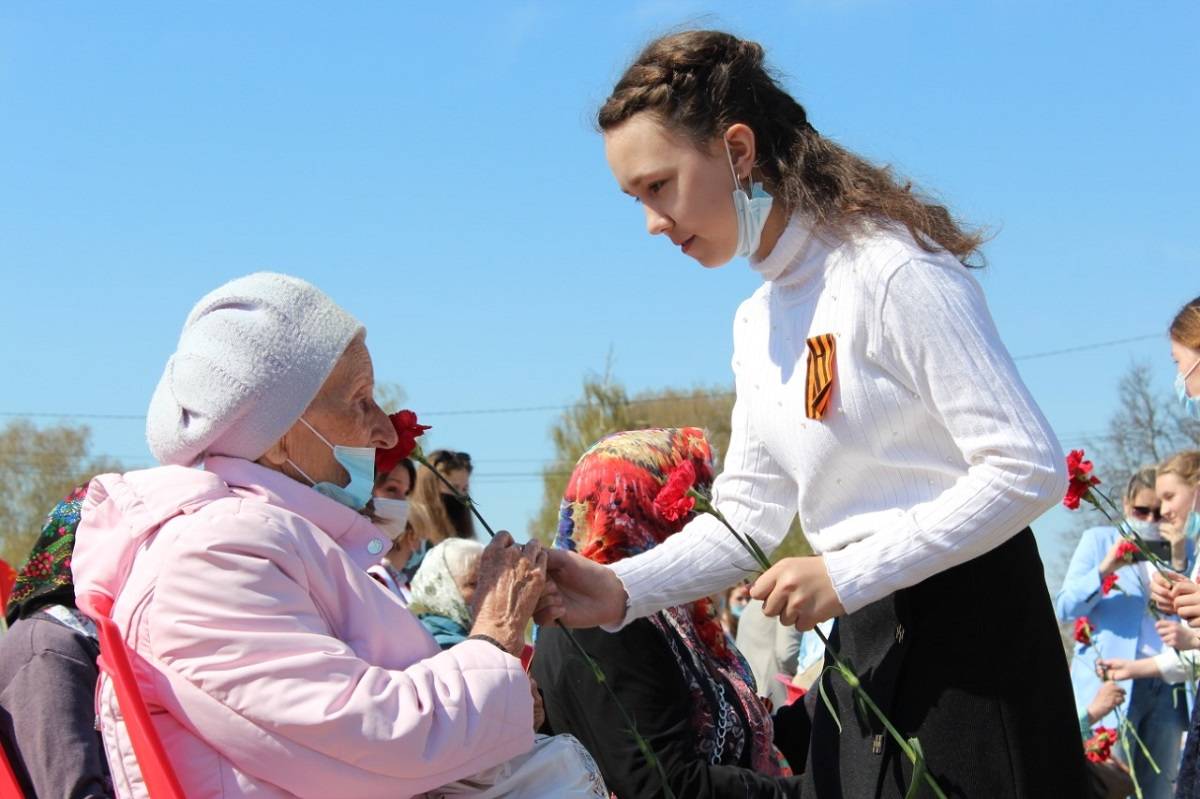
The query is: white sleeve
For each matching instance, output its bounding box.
[1156,648,1199,685]
[607,391,799,627]
[822,256,1068,613]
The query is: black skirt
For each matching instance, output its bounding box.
[802,528,1088,798]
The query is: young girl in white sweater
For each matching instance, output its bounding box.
[544,30,1084,796]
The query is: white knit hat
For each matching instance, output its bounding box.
[146,272,364,466]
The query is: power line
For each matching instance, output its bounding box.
[0,331,1164,422]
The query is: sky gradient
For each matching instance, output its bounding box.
[2,1,1197,587]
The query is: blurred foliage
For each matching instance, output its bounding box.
[531,371,810,560]
[0,419,124,565]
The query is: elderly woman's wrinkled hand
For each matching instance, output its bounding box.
[469,532,548,656]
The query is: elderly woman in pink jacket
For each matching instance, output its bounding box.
[71,273,604,799]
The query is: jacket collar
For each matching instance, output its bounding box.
[204,456,389,572]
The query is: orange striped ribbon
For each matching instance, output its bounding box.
[805,334,837,420]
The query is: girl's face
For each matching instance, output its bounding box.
[604,113,741,268]
[1123,487,1160,523]
[375,465,411,500]
[439,467,470,496]
[1157,473,1198,529]
[1172,339,1200,397]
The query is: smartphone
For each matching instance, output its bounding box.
[1132,539,1171,563]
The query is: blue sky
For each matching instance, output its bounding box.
[2,2,1196,586]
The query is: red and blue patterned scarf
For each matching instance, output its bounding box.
[555,428,783,776]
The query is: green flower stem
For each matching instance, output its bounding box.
[687,498,948,798]
[554,619,676,799]
[1091,640,1156,797]
[413,450,676,798]
[412,453,497,538]
[813,626,949,799]
[1081,485,1190,670]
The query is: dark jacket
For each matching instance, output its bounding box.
[0,607,112,798]
[533,617,805,799]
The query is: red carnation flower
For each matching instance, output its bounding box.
[1074,617,1095,647]
[376,410,432,478]
[1116,540,1139,562]
[1101,573,1119,596]
[655,461,698,522]
[1063,449,1101,510]
[1084,726,1118,763]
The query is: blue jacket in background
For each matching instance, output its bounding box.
[1055,524,1193,728]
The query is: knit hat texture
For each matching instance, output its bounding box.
[147,272,364,466]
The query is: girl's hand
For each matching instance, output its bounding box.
[751,556,845,630]
[539,548,628,628]
[1096,657,1161,681]
[1085,681,1127,724]
[1173,580,1200,626]
[1098,540,1129,577]
[1151,570,1185,615]
[1156,619,1200,650]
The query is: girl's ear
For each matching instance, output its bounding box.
[724,123,758,182]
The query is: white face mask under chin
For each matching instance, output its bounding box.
[724,138,774,260]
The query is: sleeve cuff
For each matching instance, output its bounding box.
[1156,649,1195,685]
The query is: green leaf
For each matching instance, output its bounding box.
[905,737,927,799]
[817,668,843,735]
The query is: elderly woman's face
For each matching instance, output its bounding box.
[455,557,481,609]
[265,337,397,487]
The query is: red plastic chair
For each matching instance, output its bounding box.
[0,559,17,621]
[76,592,186,799]
[0,740,25,799]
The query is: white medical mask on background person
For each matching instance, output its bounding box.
[1176,356,1200,420]
[725,139,773,259]
[285,417,378,511]
[372,497,410,541]
[1126,517,1161,541]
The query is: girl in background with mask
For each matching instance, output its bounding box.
[1056,466,1189,798]
[1102,450,1200,796]
[412,450,476,544]
[545,29,1083,795]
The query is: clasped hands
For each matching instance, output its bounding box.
[1149,569,1200,626]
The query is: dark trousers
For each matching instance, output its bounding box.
[802,529,1088,798]
[1175,687,1200,798]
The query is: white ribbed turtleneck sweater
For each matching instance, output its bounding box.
[610,215,1067,620]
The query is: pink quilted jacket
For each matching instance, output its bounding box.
[72,456,533,798]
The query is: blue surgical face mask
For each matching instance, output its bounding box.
[286,418,377,511]
[1186,492,1200,540]
[730,602,745,619]
[1126,517,1161,541]
[1176,356,1200,420]
[725,139,774,260]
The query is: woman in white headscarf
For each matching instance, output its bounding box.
[411,539,484,649]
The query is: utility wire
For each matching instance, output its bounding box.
[0,332,1165,422]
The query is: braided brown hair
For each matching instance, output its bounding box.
[598,30,985,264]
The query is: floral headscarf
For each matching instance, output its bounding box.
[555,429,783,775]
[408,538,484,631]
[7,484,89,625]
